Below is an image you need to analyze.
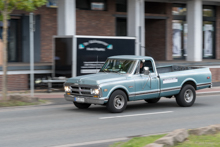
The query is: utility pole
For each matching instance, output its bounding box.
[30,13,35,98]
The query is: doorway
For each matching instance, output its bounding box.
[145,19,166,60]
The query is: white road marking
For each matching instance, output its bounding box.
[99,111,173,119]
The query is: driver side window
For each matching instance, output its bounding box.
[134,60,154,74]
[145,60,154,73]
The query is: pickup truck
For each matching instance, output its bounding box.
[64,55,212,113]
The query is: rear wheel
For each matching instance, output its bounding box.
[145,98,161,103]
[176,84,196,107]
[73,102,91,109]
[107,90,127,113]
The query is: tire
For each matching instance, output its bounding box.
[145,98,160,103]
[107,90,127,113]
[73,102,91,109]
[175,84,196,107]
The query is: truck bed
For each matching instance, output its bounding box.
[156,65,211,97]
[156,65,201,74]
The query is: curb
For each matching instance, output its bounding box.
[51,132,169,147]
[197,91,220,96]
[0,101,53,110]
[145,124,220,147]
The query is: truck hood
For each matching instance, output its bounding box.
[66,73,128,85]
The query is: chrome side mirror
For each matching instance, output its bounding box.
[143,67,150,75]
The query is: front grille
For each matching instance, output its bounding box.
[70,85,96,97]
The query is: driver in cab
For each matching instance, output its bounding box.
[140,61,144,74]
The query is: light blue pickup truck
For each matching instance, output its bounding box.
[64,55,212,113]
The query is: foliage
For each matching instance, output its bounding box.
[0,0,47,15]
[110,134,166,147]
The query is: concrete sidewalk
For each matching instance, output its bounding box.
[1,87,219,99]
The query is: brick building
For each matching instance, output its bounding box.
[0,0,220,91]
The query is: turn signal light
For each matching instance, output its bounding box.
[207,77,210,79]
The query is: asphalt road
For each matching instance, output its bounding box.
[0,95,220,147]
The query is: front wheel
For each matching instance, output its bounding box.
[175,84,196,107]
[145,98,161,103]
[107,90,127,113]
[73,102,91,109]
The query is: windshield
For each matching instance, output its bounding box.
[99,59,136,74]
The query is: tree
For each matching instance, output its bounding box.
[0,0,47,100]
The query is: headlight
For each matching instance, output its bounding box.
[91,89,99,95]
[64,86,71,92]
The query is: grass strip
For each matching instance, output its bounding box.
[175,132,220,147]
[110,134,166,147]
[110,132,220,147]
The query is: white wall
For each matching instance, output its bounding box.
[187,0,203,61]
[57,0,76,36]
[127,0,145,56]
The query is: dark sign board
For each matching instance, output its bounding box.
[77,37,135,76]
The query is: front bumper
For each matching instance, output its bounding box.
[64,94,107,105]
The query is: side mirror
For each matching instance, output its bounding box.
[143,67,150,75]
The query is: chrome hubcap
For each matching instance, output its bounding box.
[114,95,125,109]
[184,89,193,103]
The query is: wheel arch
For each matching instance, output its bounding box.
[108,86,130,101]
[181,79,197,90]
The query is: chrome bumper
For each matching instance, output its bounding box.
[64,94,107,105]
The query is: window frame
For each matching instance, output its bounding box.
[76,0,107,11]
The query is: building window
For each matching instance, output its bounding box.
[145,2,166,14]
[203,6,215,17]
[203,6,215,59]
[172,4,186,15]
[0,15,41,63]
[46,0,58,8]
[116,18,127,36]
[172,20,187,59]
[172,4,216,59]
[76,0,107,11]
[0,19,23,62]
[172,4,187,59]
[116,0,127,12]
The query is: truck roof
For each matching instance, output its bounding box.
[108,55,153,60]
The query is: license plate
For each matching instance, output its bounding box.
[74,97,85,102]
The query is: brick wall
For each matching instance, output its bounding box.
[210,68,220,82]
[145,2,172,61]
[145,19,166,60]
[12,6,57,63]
[216,6,220,60]
[76,0,116,36]
[0,74,28,91]
[165,3,173,61]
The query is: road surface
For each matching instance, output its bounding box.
[0,95,220,147]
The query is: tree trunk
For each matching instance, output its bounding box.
[2,5,8,100]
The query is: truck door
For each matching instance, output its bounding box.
[133,60,160,100]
